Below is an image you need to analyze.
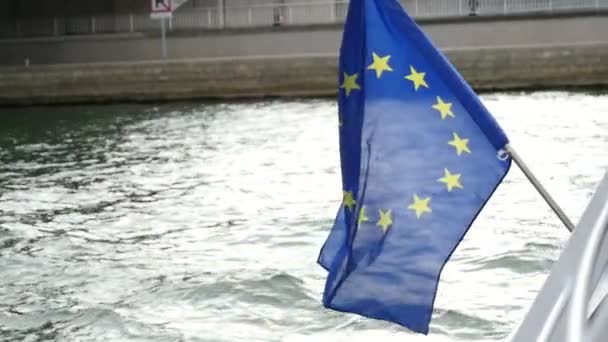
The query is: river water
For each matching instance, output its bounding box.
[0,91,607,342]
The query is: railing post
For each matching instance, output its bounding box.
[130,14,134,32]
[207,9,212,28]
[53,17,59,36]
[288,7,293,24]
[248,7,252,25]
[459,0,463,15]
[415,0,419,16]
[503,0,507,14]
[329,2,336,22]
[15,20,21,38]
[91,16,96,33]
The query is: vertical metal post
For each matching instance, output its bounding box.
[207,9,212,27]
[505,144,574,232]
[329,2,336,22]
[503,0,507,14]
[91,16,96,34]
[288,7,292,24]
[248,7,252,25]
[459,0,463,15]
[130,14,134,32]
[161,17,167,60]
[415,0,419,16]
[217,0,225,29]
[53,17,59,36]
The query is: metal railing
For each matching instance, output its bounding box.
[413,0,607,16]
[566,173,608,342]
[504,171,608,342]
[0,0,606,39]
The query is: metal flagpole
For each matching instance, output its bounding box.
[505,144,575,232]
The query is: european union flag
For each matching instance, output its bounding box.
[318,0,512,334]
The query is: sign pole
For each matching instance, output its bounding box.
[151,0,172,60]
[161,17,167,60]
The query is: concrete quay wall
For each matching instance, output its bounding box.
[0,42,606,106]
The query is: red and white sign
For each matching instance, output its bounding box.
[151,0,173,19]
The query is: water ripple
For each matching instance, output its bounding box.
[0,92,607,341]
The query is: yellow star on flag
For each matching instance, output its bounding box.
[377,209,393,232]
[367,52,393,79]
[358,206,369,225]
[408,194,432,219]
[340,72,361,97]
[404,65,428,91]
[343,191,356,210]
[438,168,463,192]
[432,96,454,119]
[448,132,471,156]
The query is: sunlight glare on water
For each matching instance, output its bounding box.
[0,91,607,342]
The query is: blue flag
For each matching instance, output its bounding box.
[317,0,511,334]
